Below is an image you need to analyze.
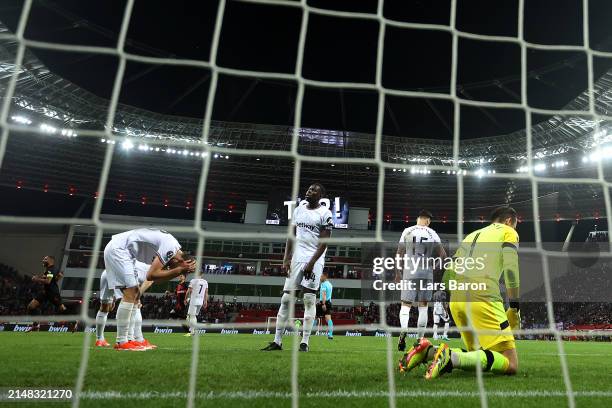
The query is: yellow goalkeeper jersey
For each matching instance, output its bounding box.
[444,222,520,302]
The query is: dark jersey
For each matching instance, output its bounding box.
[44,265,60,287]
[34,265,62,307]
[175,282,188,309]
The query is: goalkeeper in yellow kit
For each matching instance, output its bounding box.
[399,206,521,379]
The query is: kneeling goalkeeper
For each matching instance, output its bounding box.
[399,206,521,379]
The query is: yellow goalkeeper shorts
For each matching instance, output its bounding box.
[450,301,515,352]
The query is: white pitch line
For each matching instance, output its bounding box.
[78,390,612,400]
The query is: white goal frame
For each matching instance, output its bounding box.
[1,1,612,408]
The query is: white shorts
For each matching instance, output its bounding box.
[103,241,138,290]
[401,278,433,303]
[187,304,202,316]
[434,311,450,324]
[283,261,323,292]
[99,270,123,304]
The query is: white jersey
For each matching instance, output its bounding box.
[399,225,441,280]
[291,202,333,266]
[110,228,181,266]
[188,278,208,306]
[134,260,150,284]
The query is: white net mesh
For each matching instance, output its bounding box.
[1,0,612,407]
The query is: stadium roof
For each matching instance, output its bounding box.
[0,20,611,222]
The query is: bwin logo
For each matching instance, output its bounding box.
[48,326,68,333]
[345,331,362,337]
[221,328,238,334]
[154,327,173,334]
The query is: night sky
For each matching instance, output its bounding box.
[3,0,612,140]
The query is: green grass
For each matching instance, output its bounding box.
[1,332,611,407]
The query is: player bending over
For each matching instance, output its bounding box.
[27,256,67,330]
[96,260,157,349]
[261,183,333,352]
[432,290,450,340]
[317,271,333,340]
[184,275,208,336]
[396,210,446,351]
[399,206,521,379]
[103,228,195,351]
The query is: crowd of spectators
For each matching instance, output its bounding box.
[90,294,236,323]
[0,264,34,316]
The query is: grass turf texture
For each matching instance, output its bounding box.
[1,332,611,407]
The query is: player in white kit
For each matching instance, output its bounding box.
[262,183,333,352]
[396,210,446,351]
[95,260,157,349]
[184,276,208,336]
[103,228,195,350]
[94,269,123,347]
[432,290,450,340]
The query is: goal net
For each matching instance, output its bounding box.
[1,0,611,407]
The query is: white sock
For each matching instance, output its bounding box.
[274,293,291,345]
[417,306,428,339]
[443,322,449,337]
[116,300,134,344]
[127,312,136,341]
[433,323,439,338]
[301,293,316,346]
[399,305,410,332]
[133,308,144,342]
[187,314,198,334]
[95,310,108,340]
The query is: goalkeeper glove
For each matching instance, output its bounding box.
[506,301,520,331]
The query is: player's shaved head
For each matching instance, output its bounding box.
[416,209,432,226]
[490,206,517,224]
[418,209,433,219]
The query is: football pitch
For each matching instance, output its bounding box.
[1,332,611,408]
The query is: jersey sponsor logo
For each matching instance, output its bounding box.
[154,327,173,334]
[48,326,69,333]
[345,331,362,337]
[221,328,238,335]
[295,222,317,231]
[165,250,174,261]
[252,329,270,335]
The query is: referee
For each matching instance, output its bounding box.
[317,271,333,340]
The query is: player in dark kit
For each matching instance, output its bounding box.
[27,256,67,330]
[173,273,188,319]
